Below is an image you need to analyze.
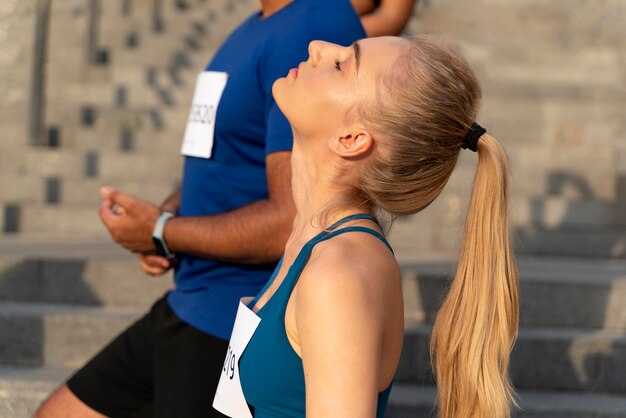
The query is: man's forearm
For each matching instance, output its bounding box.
[163,151,294,264]
[361,0,417,37]
[163,198,294,265]
[160,189,181,214]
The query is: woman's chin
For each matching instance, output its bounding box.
[271,79,288,113]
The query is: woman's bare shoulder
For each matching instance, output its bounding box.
[297,230,400,311]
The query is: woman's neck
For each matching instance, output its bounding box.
[289,138,370,241]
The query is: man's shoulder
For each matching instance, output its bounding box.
[303,0,366,44]
[268,0,365,40]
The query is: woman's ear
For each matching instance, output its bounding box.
[329,130,374,158]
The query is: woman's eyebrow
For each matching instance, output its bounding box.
[352,41,361,75]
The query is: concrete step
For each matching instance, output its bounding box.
[0,302,142,369]
[4,372,626,418]
[413,135,621,201]
[515,227,626,259]
[98,149,182,182]
[0,173,179,209]
[0,174,43,205]
[398,325,626,393]
[503,143,621,202]
[483,48,624,96]
[400,256,626,329]
[43,113,186,152]
[18,204,107,237]
[389,199,626,259]
[0,248,622,329]
[0,247,622,391]
[0,366,72,418]
[0,238,134,259]
[123,127,189,156]
[8,167,171,232]
[19,145,182,183]
[514,198,621,229]
[386,385,626,418]
[102,9,242,65]
[46,104,175,137]
[64,178,180,207]
[412,0,626,52]
[482,73,626,103]
[108,67,163,107]
[0,256,173,308]
[108,35,207,67]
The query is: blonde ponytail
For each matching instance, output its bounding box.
[352,37,519,417]
[429,133,519,418]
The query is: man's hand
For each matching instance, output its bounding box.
[139,254,173,276]
[99,186,161,253]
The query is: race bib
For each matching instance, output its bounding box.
[181,71,228,158]
[213,298,261,418]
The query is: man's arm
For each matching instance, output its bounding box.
[164,151,295,263]
[160,189,181,214]
[360,0,417,37]
[100,151,295,264]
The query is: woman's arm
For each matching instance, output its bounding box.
[294,237,399,418]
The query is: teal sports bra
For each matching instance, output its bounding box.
[239,214,394,418]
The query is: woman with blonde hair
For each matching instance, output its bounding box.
[214,35,519,418]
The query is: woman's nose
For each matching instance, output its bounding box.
[308,41,323,67]
[308,40,338,67]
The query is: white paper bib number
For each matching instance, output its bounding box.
[180,71,229,159]
[213,298,261,418]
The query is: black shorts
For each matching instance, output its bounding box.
[67,295,229,418]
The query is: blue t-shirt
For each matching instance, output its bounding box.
[168,0,366,340]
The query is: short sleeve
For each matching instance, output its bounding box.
[265,101,294,154]
[258,0,366,156]
[258,31,310,156]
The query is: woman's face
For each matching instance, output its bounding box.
[273,37,408,140]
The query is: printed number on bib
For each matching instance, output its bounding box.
[213,298,260,418]
[181,71,228,159]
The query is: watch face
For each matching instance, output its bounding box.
[153,236,169,257]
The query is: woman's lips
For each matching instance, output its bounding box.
[289,62,305,79]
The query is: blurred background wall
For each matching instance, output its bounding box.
[1,0,625,259]
[1,0,626,417]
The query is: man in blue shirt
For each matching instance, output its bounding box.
[35,1,365,417]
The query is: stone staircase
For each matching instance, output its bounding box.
[2,249,626,417]
[385,256,626,417]
[390,0,626,259]
[0,241,173,417]
[1,0,258,238]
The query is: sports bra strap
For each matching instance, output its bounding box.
[279,225,394,296]
[315,226,394,254]
[248,215,390,312]
[326,213,379,231]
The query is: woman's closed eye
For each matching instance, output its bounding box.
[335,59,342,71]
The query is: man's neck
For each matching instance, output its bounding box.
[260,0,293,18]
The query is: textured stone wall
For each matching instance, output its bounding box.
[0,0,36,158]
[0,0,625,257]
[389,0,626,258]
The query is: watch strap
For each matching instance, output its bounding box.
[152,212,174,258]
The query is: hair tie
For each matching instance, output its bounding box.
[461,122,486,152]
